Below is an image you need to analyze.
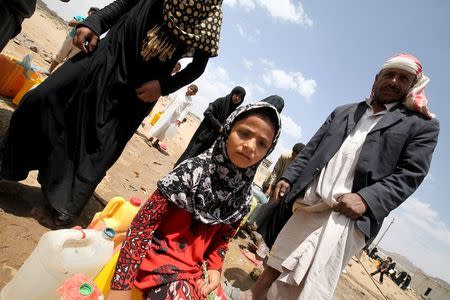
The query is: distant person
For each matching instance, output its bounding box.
[240,53,439,300]
[0,0,225,226]
[262,143,305,197]
[48,7,100,73]
[174,86,246,166]
[395,271,407,286]
[400,274,411,290]
[369,247,379,258]
[370,257,393,284]
[0,0,37,51]
[262,94,284,113]
[146,84,198,150]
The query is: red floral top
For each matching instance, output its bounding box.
[111,190,239,291]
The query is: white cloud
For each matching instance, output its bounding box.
[280,114,302,139]
[233,24,261,42]
[263,68,317,101]
[400,198,450,246]
[260,58,275,68]
[233,24,245,37]
[226,0,256,11]
[257,0,312,26]
[225,0,312,26]
[243,58,254,70]
[241,82,266,101]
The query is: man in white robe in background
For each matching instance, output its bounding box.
[146,84,198,150]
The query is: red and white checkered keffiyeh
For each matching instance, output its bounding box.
[379,53,434,119]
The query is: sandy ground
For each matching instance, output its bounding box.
[0,4,420,299]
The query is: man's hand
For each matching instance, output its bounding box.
[196,269,220,297]
[333,193,368,220]
[135,80,162,102]
[105,290,131,300]
[265,185,274,198]
[73,26,99,53]
[272,179,291,203]
[175,120,181,127]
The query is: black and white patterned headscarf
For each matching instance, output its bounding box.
[142,0,223,61]
[157,102,281,225]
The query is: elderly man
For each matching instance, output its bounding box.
[242,53,439,300]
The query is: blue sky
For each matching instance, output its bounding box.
[43,0,450,282]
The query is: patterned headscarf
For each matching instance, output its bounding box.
[157,102,281,225]
[377,53,434,119]
[142,0,223,61]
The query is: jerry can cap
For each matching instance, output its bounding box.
[79,282,94,296]
[103,227,116,239]
[130,197,142,206]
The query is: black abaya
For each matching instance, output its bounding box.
[0,0,37,51]
[0,0,209,217]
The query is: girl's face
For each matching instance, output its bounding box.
[226,115,275,168]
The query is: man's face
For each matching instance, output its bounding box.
[232,93,242,104]
[372,68,416,104]
[186,85,197,96]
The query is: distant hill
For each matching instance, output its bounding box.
[37,0,67,25]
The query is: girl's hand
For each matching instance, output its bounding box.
[136,80,162,102]
[105,289,132,300]
[196,269,221,297]
[73,26,99,53]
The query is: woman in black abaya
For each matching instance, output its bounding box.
[0,0,224,225]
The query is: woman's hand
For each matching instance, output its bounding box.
[136,80,162,102]
[105,289,132,300]
[196,269,221,297]
[73,26,99,53]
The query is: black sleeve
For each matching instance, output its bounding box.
[159,50,209,95]
[79,0,139,36]
[203,99,223,130]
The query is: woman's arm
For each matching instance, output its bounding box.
[80,0,139,37]
[203,100,223,131]
[159,50,209,96]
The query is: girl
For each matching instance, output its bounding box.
[107,101,281,300]
[0,0,224,226]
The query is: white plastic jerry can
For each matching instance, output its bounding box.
[0,228,115,300]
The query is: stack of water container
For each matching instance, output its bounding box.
[0,54,43,105]
[0,196,143,300]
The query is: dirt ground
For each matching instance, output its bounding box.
[0,3,420,299]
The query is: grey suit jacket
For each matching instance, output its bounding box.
[282,100,440,240]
